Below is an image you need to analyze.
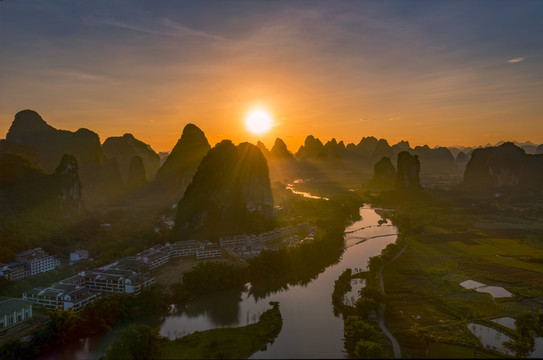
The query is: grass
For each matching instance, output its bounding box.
[159,302,282,359]
[382,211,543,358]
[427,342,507,358]
[0,261,89,298]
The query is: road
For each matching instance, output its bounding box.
[378,244,407,359]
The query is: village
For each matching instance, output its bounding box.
[0,222,316,335]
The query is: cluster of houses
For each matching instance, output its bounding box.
[220,222,317,260]
[0,222,316,333]
[133,240,222,270]
[0,248,91,284]
[21,240,222,314]
[0,248,61,282]
[0,239,220,333]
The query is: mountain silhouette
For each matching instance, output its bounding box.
[0,139,41,167]
[126,155,148,192]
[371,139,394,162]
[463,142,543,192]
[396,151,421,189]
[296,135,326,160]
[265,138,300,182]
[174,140,274,242]
[5,110,123,205]
[0,152,82,220]
[370,156,396,189]
[355,136,379,159]
[102,133,160,182]
[149,123,211,206]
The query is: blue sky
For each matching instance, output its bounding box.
[1,0,542,151]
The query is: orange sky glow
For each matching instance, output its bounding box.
[1,1,542,153]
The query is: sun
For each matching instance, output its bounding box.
[245,108,273,135]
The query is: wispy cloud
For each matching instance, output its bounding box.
[49,68,108,81]
[507,57,524,63]
[85,17,223,41]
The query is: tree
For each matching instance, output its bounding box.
[344,316,379,355]
[0,338,34,360]
[355,339,385,358]
[355,297,378,317]
[102,324,164,360]
[359,286,385,303]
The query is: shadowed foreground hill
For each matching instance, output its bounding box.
[463,142,543,193]
[5,110,122,205]
[174,140,274,242]
[0,152,82,222]
[102,133,160,182]
[148,123,211,206]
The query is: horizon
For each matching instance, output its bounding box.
[2,108,542,155]
[1,0,542,152]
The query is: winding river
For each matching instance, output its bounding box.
[41,205,398,359]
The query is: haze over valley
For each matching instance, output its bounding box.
[1,1,543,359]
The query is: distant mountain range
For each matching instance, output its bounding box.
[463,142,543,193]
[1,109,542,223]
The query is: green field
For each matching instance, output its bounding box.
[383,212,543,358]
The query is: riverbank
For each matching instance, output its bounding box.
[159,302,282,359]
[373,190,543,358]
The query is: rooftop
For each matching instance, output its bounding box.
[0,296,33,314]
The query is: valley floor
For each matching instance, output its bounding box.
[382,209,543,358]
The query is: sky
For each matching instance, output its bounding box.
[1,0,542,153]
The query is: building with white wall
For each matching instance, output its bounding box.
[0,296,33,333]
[16,248,60,276]
[70,249,89,265]
[0,262,28,281]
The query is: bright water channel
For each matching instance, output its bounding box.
[41,205,398,359]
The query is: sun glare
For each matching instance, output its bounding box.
[245,108,273,135]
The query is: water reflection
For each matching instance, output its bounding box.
[468,323,514,356]
[44,205,397,359]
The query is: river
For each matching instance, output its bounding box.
[40,205,398,359]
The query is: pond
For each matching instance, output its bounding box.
[40,204,397,359]
[468,322,514,356]
[459,280,513,298]
[468,321,543,357]
[343,278,366,307]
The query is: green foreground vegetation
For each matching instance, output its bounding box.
[1,187,363,359]
[101,302,282,360]
[368,189,543,358]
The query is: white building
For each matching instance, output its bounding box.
[0,296,33,333]
[220,234,253,248]
[0,262,27,281]
[136,245,171,270]
[70,249,89,265]
[170,240,199,257]
[24,266,155,312]
[196,243,223,260]
[16,248,60,277]
[83,268,154,295]
[23,284,97,312]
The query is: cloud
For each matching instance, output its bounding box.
[85,17,224,41]
[49,68,108,81]
[507,57,524,63]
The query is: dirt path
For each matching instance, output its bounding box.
[153,257,245,286]
[378,245,407,359]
